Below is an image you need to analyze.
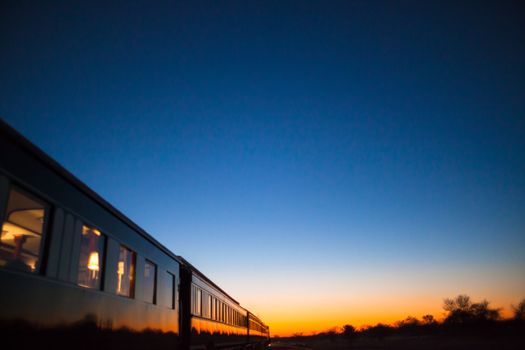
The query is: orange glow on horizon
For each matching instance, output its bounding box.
[265,307,516,337]
[207,254,525,337]
[244,293,520,337]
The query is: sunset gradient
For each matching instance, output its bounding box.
[2,0,524,337]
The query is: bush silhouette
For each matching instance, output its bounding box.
[342,324,356,339]
[512,299,525,321]
[443,295,500,324]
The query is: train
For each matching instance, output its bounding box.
[0,118,269,349]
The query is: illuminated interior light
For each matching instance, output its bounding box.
[87,252,100,271]
[93,229,101,236]
[117,261,124,292]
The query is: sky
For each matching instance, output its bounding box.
[1,0,524,336]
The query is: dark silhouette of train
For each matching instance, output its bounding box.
[0,119,269,349]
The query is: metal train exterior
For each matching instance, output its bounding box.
[0,119,269,349]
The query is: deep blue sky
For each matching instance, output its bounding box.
[1,1,524,333]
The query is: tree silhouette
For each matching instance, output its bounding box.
[470,300,500,321]
[422,314,436,325]
[443,295,500,324]
[511,299,525,321]
[396,316,419,327]
[342,324,356,339]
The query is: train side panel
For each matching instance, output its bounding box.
[181,267,250,349]
[0,122,181,349]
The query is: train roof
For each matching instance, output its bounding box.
[176,255,242,306]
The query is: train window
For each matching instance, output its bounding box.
[164,271,175,309]
[77,225,105,289]
[191,285,203,315]
[200,290,207,317]
[116,245,136,297]
[0,187,48,273]
[191,285,195,314]
[143,260,156,304]
[211,297,216,320]
[207,294,212,319]
[196,288,202,315]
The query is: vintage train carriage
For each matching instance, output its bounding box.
[0,121,182,348]
[0,119,269,349]
[180,257,253,349]
[248,313,270,343]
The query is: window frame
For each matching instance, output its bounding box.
[77,224,107,290]
[115,244,136,298]
[0,184,51,274]
[143,259,157,304]
[165,271,175,309]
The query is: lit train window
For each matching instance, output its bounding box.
[77,225,105,289]
[143,260,156,304]
[116,245,136,297]
[0,188,48,273]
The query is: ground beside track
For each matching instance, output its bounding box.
[268,335,524,350]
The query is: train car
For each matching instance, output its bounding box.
[248,313,270,345]
[179,257,254,349]
[0,118,268,349]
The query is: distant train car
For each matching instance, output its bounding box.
[179,257,263,349]
[0,119,269,349]
[248,313,270,345]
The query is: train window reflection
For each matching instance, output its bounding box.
[191,284,203,316]
[0,188,48,273]
[116,245,135,297]
[143,260,156,304]
[197,288,202,315]
[77,225,105,289]
[164,271,175,309]
[207,294,212,318]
